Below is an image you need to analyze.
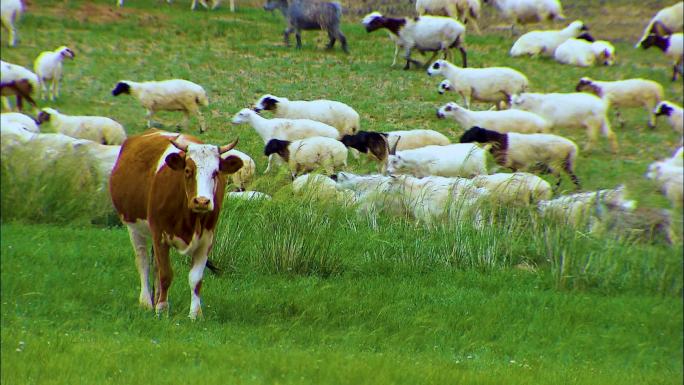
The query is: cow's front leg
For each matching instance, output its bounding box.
[188,237,212,320]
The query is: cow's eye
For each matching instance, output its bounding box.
[185,168,192,177]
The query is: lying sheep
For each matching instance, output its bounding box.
[554,38,615,67]
[646,149,683,208]
[636,2,683,48]
[575,77,664,129]
[264,0,348,53]
[0,111,38,132]
[436,101,551,133]
[34,46,75,101]
[231,108,339,173]
[459,126,580,189]
[538,185,636,226]
[253,94,359,136]
[654,101,683,134]
[428,59,528,109]
[264,136,348,177]
[1,60,38,111]
[471,172,552,204]
[37,107,127,145]
[484,0,565,32]
[361,12,467,69]
[111,79,209,132]
[292,173,354,203]
[1,0,23,47]
[416,0,482,34]
[510,20,587,57]
[387,143,487,178]
[222,149,256,191]
[510,92,617,153]
[639,32,684,81]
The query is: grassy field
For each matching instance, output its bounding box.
[1,0,683,384]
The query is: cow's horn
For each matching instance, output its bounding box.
[219,138,239,154]
[170,135,188,152]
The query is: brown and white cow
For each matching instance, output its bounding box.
[110,129,243,319]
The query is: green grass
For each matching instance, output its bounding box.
[1,0,683,384]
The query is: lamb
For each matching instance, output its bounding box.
[575,77,664,129]
[470,172,552,204]
[646,148,684,208]
[264,136,348,177]
[33,46,75,101]
[253,94,360,136]
[416,0,482,34]
[483,0,565,31]
[654,101,683,134]
[1,60,38,111]
[509,20,587,57]
[636,2,684,48]
[386,143,487,178]
[639,32,684,81]
[1,0,23,47]
[554,38,615,67]
[263,0,348,53]
[0,112,39,132]
[36,107,127,145]
[231,108,339,173]
[361,12,467,69]
[538,185,636,226]
[459,126,580,189]
[427,59,528,109]
[111,79,209,132]
[222,149,256,191]
[510,92,617,153]
[436,101,551,133]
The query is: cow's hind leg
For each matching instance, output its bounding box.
[126,225,153,310]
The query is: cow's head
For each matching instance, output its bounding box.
[165,137,243,213]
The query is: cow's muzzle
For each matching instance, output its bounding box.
[190,196,213,213]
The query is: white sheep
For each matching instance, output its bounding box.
[575,77,664,129]
[654,101,683,134]
[484,0,565,32]
[436,101,551,133]
[111,79,209,132]
[385,129,451,151]
[33,46,75,101]
[333,172,404,217]
[386,143,487,178]
[636,2,684,47]
[264,136,348,178]
[427,59,528,109]
[292,173,354,203]
[231,108,339,173]
[646,148,684,208]
[510,92,617,153]
[470,172,552,204]
[222,149,255,191]
[36,107,127,145]
[538,185,636,226]
[509,20,587,57]
[1,59,38,111]
[554,38,615,67]
[0,112,38,132]
[416,0,482,34]
[459,126,580,189]
[639,32,684,81]
[361,12,467,69]
[253,94,360,136]
[1,0,23,47]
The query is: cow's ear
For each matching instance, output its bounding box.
[165,153,185,170]
[219,156,244,174]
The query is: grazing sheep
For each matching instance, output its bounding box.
[37,107,127,145]
[416,0,482,34]
[646,148,684,208]
[34,46,75,101]
[253,94,359,136]
[0,111,38,132]
[538,185,636,226]
[509,20,587,57]
[636,2,684,47]
[654,101,683,134]
[222,149,256,191]
[639,32,684,81]
[340,131,391,172]
[387,143,487,178]
[459,126,579,189]
[575,77,664,129]
[1,0,23,47]
[436,101,551,133]
[484,0,565,32]
[111,79,209,132]
[428,59,528,109]
[1,60,38,111]
[470,172,552,204]
[263,0,348,53]
[333,172,403,217]
[264,136,348,177]
[554,38,615,67]
[361,12,467,69]
[510,92,617,153]
[231,108,339,173]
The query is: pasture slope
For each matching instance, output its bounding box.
[1,0,683,384]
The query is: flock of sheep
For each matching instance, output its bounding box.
[1,0,683,243]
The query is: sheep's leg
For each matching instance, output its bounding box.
[145,109,155,128]
[229,0,235,12]
[39,79,48,100]
[615,109,625,128]
[179,111,190,131]
[264,154,277,174]
[3,19,16,47]
[564,157,581,190]
[423,51,439,68]
[325,30,336,50]
[196,110,207,133]
[338,31,348,54]
[1,97,11,111]
[403,48,422,70]
[459,46,468,68]
[646,105,656,129]
[391,44,399,67]
[295,30,303,49]
[283,27,294,47]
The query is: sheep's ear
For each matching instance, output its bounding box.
[389,136,400,155]
[651,21,672,36]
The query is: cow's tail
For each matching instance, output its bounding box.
[205,258,222,275]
